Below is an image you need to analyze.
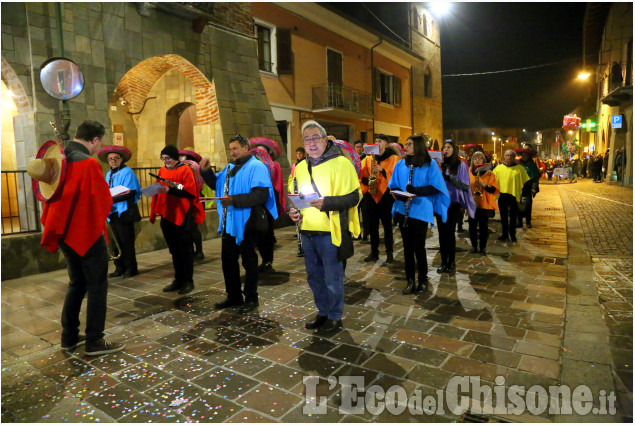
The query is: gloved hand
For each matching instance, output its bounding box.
[406,184,415,193]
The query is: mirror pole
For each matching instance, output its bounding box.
[55,3,71,145]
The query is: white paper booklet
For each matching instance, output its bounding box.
[140,182,162,197]
[288,192,320,210]
[110,185,130,197]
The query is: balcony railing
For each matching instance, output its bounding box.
[312,83,373,116]
[0,166,215,237]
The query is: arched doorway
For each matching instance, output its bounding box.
[112,54,225,168]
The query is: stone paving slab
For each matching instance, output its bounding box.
[1,182,629,422]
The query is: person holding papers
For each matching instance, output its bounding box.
[289,121,361,333]
[202,135,277,314]
[359,134,400,263]
[150,145,202,295]
[468,152,499,255]
[388,135,450,295]
[98,145,141,278]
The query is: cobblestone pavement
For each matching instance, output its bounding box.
[556,178,633,417]
[0,182,628,422]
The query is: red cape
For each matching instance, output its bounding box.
[150,164,201,225]
[40,157,112,256]
[271,161,285,214]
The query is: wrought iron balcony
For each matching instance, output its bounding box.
[312,83,373,118]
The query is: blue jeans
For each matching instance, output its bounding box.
[303,234,345,321]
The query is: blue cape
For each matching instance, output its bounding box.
[106,166,141,221]
[215,156,277,244]
[388,159,451,225]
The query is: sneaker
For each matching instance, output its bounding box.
[62,335,86,351]
[85,339,125,356]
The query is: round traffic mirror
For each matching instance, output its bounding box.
[39,57,84,100]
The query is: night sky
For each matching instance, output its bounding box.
[325,2,588,131]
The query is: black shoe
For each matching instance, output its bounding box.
[413,279,428,294]
[385,253,394,264]
[215,298,243,310]
[193,251,205,261]
[122,270,138,278]
[297,248,305,258]
[163,280,180,292]
[362,235,368,241]
[305,314,328,329]
[497,236,509,242]
[258,262,273,273]
[470,247,478,254]
[510,235,517,243]
[85,339,125,356]
[109,270,125,278]
[436,265,447,273]
[402,279,415,295]
[318,319,342,333]
[479,248,487,255]
[62,335,86,351]
[526,223,532,229]
[239,300,259,314]
[446,263,456,273]
[364,252,379,262]
[178,282,195,295]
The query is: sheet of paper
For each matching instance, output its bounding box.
[110,185,130,197]
[390,190,416,198]
[429,150,443,164]
[363,144,380,155]
[140,182,162,197]
[288,192,320,210]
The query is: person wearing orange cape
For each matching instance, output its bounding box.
[468,152,499,255]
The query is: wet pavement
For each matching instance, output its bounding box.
[1,180,632,422]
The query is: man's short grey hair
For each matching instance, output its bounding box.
[301,120,327,137]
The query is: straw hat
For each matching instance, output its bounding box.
[178,147,202,163]
[97,145,132,163]
[27,140,67,202]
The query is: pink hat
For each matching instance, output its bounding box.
[97,145,132,163]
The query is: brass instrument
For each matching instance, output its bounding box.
[293,177,303,254]
[473,173,482,202]
[106,221,122,260]
[368,156,378,195]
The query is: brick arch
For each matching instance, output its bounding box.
[1,57,31,114]
[116,54,219,126]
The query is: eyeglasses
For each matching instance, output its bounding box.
[160,156,175,161]
[303,135,324,144]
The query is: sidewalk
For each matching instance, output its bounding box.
[1,182,630,422]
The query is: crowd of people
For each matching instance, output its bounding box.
[28,118,549,353]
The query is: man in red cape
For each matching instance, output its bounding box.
[39,120,125,356]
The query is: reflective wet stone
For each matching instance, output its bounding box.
[113,364,172,391]
[163,356,213,381]
[85,383,154,420]
[191,367,259,399]
[175,392,241,422]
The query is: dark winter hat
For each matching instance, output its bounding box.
[161,145,180,160]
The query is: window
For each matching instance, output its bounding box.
[424,67,432,98]
[374,68,402,106]
[255,20,276,74]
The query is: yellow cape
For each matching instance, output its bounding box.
[492,164,529,202]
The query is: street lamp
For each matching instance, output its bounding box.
[577,71,591,80]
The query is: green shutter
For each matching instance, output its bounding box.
[277,28,293,74]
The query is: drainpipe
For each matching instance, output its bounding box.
[55,3,71,143]
[410,67,414,135]
[370,39,383,138]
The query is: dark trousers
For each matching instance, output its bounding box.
[222,230,259,302]
[257,210,275,264]
[517,184,533,226]
[109,214,138,274]
[359,192,373,238]
[191,226,203,253]
[160,213,194,285]
[435,202,460,266]
[59,235,109,345]
[468,208,491,249]
[399,216,428,282]
[368,192,394,254]
[498,193,518,239]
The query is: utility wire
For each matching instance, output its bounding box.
[361,3,411,47]
[442,57,582,77]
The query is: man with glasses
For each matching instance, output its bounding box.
[289,121,361,333]
[492,149,530,242]
[200,134,278,314]
[150,145,202,295]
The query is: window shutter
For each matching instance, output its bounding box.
[374,68,381,101]
[277,28,293,74]
[393,76,402,106]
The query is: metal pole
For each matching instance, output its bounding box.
[55,3,71,144]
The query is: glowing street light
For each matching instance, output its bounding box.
[429,2,452,18]
[577,72,591,80]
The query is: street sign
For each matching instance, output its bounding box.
[612,114,623,129]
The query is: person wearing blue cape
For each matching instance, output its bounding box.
[98,145,142,279]
[388,134,450,295]
[200,134,278,314]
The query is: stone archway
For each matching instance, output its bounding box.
[114,54,225,168]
